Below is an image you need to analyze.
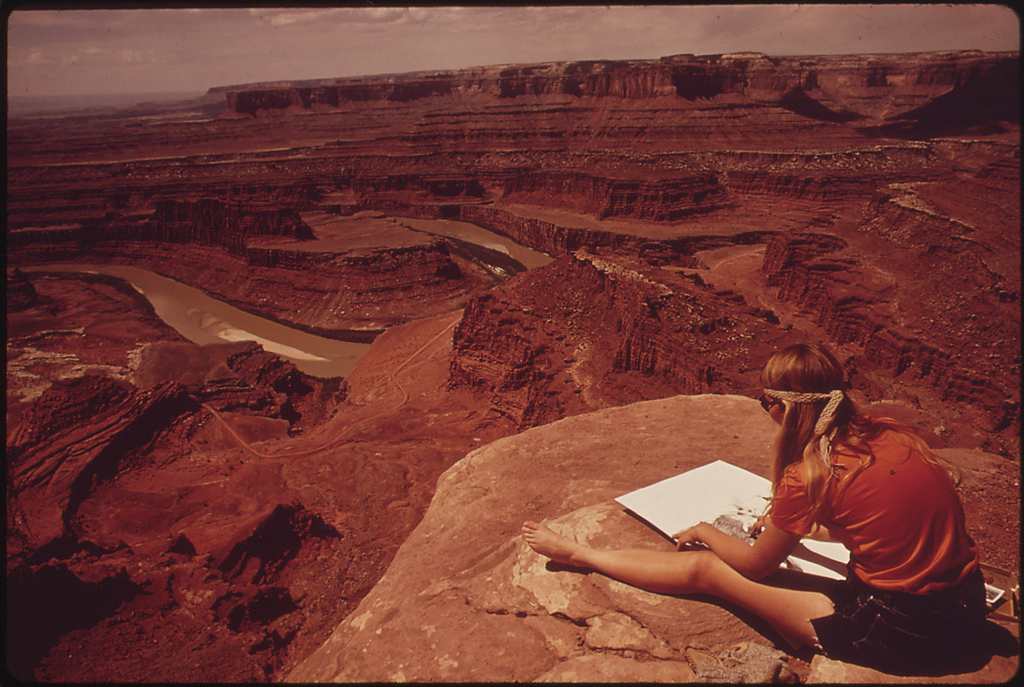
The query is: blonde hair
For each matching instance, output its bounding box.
[760,342,953,524]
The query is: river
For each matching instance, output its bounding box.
[24,264,370,379]
[23,219,550,379]
[396,217,552,271]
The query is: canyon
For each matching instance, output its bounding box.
[6,50,1020,682]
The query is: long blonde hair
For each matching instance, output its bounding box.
[760,342,953,524]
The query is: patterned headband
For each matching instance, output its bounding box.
[763,388,845,473]
[763,388,844,436]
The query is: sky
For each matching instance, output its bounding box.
[6,4,1021,99]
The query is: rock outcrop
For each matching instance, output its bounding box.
[218,52,1018,126]
[149,197,315,252]
[8,376,195,551]
[287,395,1018,683]
[449,251,790,428]
[6,48,1020,682]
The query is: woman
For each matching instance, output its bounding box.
[522,342,986,672]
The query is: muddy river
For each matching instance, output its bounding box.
[23,219,550,379]
[25,264,370,379]
[397,217,552,271]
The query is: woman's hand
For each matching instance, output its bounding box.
[673,517,802,581]
[748,515,767,539]
[673,522,711,550]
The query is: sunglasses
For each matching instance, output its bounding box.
[759,394,780,413]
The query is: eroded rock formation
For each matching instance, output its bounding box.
[6,49,1020,681]
[6,270,357,680]
[448,251,788,428]
[215,52,1018,125]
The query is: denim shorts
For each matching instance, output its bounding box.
[810,566,987,674]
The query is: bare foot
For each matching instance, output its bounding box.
[522,521,587,566]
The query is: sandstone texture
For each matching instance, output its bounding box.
[287,395,1018,683]
[6,49,1020,681]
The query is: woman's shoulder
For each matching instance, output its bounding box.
[862,421,923,452]
[844,416,923,448]
[780,460,809,485]
[834,420,930,471]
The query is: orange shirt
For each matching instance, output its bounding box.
[771,429,979,594]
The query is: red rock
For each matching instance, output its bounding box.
[5,49,1020,681]
[8,376,195,551]
[287,395,1017,682]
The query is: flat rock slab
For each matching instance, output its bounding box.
[288,393,1018,682]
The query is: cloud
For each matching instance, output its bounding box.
[25,48,50,66]
[249,7,411,28]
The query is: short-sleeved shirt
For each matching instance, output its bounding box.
[771,429,979,594]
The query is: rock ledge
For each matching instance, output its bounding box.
[288,394,1017,682]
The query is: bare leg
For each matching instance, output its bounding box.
[522,521,833,650]
[522,520,708,594]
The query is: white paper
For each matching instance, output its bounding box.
[615,460,850,580]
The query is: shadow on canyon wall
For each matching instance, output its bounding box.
[5,50,1020,681]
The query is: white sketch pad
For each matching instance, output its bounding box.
[615,460,850,580]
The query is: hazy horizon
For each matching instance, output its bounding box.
[6,89,211,117]
[8,5,1020,101]
[10,42,1020,104]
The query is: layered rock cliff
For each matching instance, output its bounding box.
[448,251,787,428]
[149,198,315,252]
[5,49,1020,682]
[219,51,1018,128]
[9,205,500,338]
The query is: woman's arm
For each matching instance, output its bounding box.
[673,519,801,581]
[751,513,838,543]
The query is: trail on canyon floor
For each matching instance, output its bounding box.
[201,317,460,460]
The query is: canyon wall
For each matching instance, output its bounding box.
[217,51,1018,125]
[5,49,1020,682]
[9,198,499,338]
[448,252,788,429]
[149,198,315,252]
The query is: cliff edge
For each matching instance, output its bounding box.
[286,395,1017,683]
